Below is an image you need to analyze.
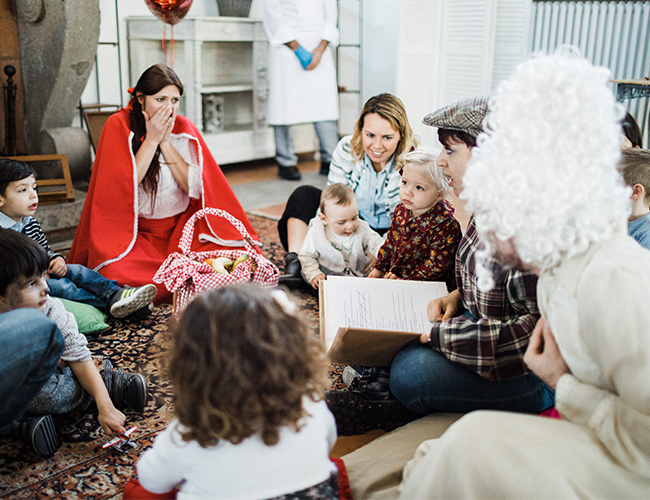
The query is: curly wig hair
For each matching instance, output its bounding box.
[350,93,419,169]
[167,283,328,448]
[462,48,630,290]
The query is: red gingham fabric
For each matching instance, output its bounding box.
[153,208,279,317]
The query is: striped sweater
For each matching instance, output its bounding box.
[20,216,65,262]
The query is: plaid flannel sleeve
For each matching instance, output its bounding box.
[428,269,540,381]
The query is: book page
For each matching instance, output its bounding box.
[321,276,448,351]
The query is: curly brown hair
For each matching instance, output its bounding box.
[167,283,328,448]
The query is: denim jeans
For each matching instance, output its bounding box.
[390,344,555,415]
[274,121,339,167]
[47,263,122,314]
[0,309,64,433]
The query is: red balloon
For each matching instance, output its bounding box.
[144,0,193,26]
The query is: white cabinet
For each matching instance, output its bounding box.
[127,16,315,165]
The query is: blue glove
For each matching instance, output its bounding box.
[294,45,313,70]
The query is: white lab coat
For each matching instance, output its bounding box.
[262,0,340,125]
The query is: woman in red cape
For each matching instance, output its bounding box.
[68,64,260,304]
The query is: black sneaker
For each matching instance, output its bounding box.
[325,390,419,436]
[355,367,392,400]
[101,360,149,412]
[109,285,157,318]
[278,166,301,181]
[278,252,304,287]
[12,414,61,457]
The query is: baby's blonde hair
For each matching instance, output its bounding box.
[320,183,356,214]
[401,146,449,199]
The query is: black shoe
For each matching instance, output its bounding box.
[355,367,392,400]
[101,360,149,412]
[320,161,330,176]
[278,252,303,286]
[325,390,419,436]
[278,166,301,181]
[12,414,61,457]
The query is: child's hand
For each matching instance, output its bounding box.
[363,251,378,275]
[48,257,67,278]
[384,272,400,280]
[98,404,127,438]
[311,274,326,289]
[368,268,384,279]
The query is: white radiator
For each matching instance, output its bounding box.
[531,1,650,146]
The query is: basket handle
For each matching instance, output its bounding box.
[178,208,255,255]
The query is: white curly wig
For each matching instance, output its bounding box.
[462,48,630,291]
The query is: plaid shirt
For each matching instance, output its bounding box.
[428,216,539,381]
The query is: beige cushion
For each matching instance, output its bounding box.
[342,413,464,500]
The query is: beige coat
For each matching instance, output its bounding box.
[399,226,650,499]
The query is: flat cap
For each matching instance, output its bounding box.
[422,95,489,137]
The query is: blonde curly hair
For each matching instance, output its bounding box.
[462,48,630,290]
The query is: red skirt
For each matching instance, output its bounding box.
[100,215,183,304]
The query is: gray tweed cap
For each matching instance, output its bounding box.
[422,95,489,137]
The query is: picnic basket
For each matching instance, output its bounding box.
[153,208,279,317]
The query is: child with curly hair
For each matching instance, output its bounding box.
[134,283,339,499]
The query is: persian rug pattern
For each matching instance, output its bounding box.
[0,215,344,499]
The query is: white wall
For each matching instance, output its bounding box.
[361,0,401,102]
[395,0,443,147]
[80,0,404,144]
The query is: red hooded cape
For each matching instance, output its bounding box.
[68,108,259,303]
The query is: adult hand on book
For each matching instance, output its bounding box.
[427,289,461,322]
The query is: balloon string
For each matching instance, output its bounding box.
[170,25,176,68]
[162,24,167,66]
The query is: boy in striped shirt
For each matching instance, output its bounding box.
[0,159,156,319]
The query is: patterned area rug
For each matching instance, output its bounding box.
[0,214,345,499]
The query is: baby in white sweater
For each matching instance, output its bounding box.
[299,183,384,289]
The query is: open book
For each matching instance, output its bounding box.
[319,276,448,366]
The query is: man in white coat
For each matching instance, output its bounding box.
[262,0,340,181]
[399,50,650,499]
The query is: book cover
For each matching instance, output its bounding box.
[319,276,448,366]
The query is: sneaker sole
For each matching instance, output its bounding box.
[30,415,61,457]
[325,391,419,436]
[110,285,158,318]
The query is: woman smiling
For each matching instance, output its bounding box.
[278,93,419,283]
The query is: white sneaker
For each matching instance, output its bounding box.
[109,284,158,318]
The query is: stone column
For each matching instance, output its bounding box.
[15,0,100,181]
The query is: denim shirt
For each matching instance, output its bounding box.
[354,154,395,230]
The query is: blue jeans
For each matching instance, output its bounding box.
[0,309,64,433]
[47,263,122,314]
[274,121,339,167]
[390,345,555,414]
